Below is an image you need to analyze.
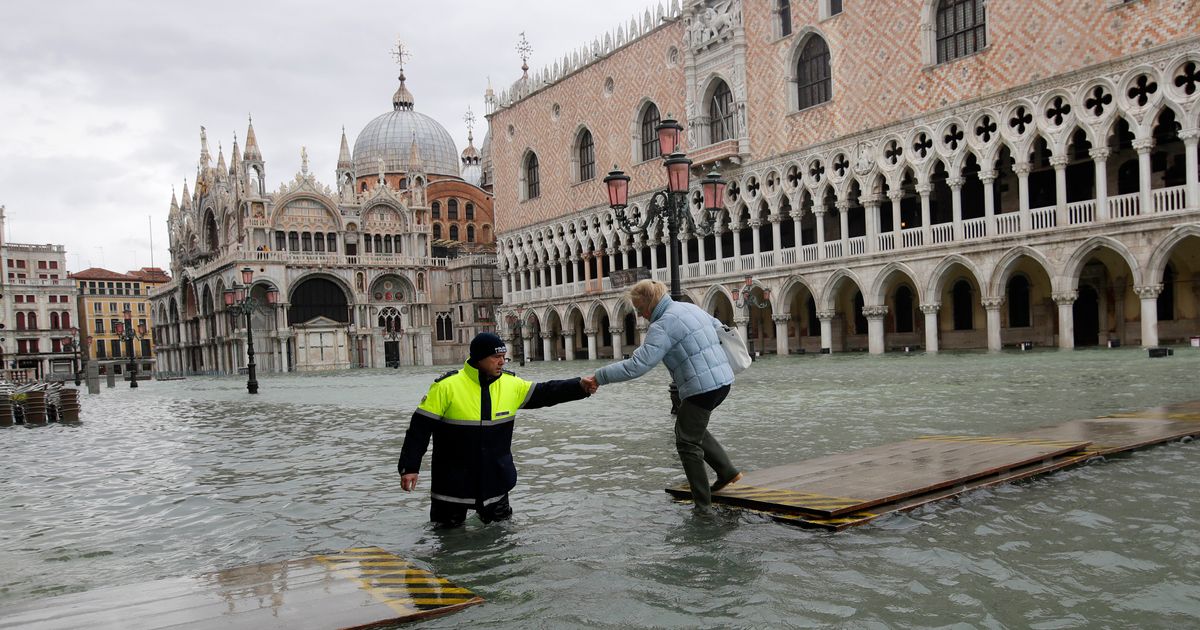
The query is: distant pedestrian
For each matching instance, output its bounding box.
[588,279,741,508]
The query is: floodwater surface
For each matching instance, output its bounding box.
[2,348,1198,628]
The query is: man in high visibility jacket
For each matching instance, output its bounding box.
[398,332,597,526]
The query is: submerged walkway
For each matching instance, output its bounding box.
[0,547,482,629]
[667,400,1200,530]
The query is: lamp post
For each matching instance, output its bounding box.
[116,308,147,388]
[63,327,82,386]
[223,267,279,394]
[604,116,726,413]
[384,321,403,368]
[602,115,727,301]
[731,276,771,359]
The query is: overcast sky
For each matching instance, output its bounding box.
[0,0,656,275]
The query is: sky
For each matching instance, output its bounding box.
[0,0,658,275]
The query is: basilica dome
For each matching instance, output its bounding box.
[352,73,460,178]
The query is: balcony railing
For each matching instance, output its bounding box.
[502,185,1194,305]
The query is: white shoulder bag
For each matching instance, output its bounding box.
[716,325,752,374]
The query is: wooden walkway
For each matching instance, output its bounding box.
[0,546,482,629]
[667,400,1200,530]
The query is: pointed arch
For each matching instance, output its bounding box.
[927,254,985,300]
[1059,236,1142,290]
[988,246,1055,295]
[819,268,864,311]
[870,262,923,305]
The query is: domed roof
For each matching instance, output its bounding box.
[352,73,460,178]
[460,162,482,188]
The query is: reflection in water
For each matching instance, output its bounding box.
[2,348,1199,627]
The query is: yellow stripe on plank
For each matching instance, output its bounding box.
[317,547,480,617]
[367,578,452,585]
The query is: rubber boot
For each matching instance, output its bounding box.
[675,402,713,507]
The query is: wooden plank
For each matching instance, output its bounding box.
[674,438,1089,517]
[0,546,482,630]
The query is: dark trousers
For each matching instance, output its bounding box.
[675,386,738,507]
[430,494,513,527]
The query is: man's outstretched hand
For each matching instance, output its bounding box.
[581,375,599,395]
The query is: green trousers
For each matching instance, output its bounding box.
[674,399,738,507]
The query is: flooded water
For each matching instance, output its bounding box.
[2,348,1199,628]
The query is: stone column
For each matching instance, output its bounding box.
[1051,155,1069,226]
[541,333,553,361]
[889,191,903,236]
[731,225,743,260]
[648,245,658,271]
[521,334,532,363]
[1053,291,1078,349]
[982,296,1005,352]
[947,176,964,239]
[636,321,649,347]
[1135,284,1163,347]
[917,184,932,243]
[770,214,782,253]
[1090,147,1110,220]
[713,227,725,261]
[790,210,803,247]
[585,328,598,360]
[863,195,881,252]
[836,200,850,254]
[607,250,617,280]
[1180,130,1199,210]
[979,170,997,236]
[635,240,645,269]
[582,252,593,290]
[817,309,836,352]
[622,246,632,271]
[813,205,827,258]
[748,220,762,257]
[563,331,576,360]
[1134,138,1154,213]
[733,316,752,356]
[920,303,940,353]
[1015,162,1031,230]
[772,313,791,356]
[863,305,888,355]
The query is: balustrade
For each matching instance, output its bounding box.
[1154,186,1186,213]
[900,227,924,248]
[877,232,895,251]
[824,241,843,258]
[1109,192,1140,218]
[996,213,1021,235]
[1067,200,1096,225]
[801,244,819,262]
[1030,206,1057,230]
[930,224,954,245]
[962,217,987,240]
[847,236,866,256]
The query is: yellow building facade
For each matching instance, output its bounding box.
[70,267,170,378]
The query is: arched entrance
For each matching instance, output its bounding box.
[1073,284,1101,347]
[288,276,352,371]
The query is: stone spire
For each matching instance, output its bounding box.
[180,180,192,209]
[199,126,212,168]
[216,143,227,180]
[169,186,179,217]
[244,115,262,161]
[337,127,352,170]
[408,134,423,169]
[230,132,241,174]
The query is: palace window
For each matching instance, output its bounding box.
[640,103,661,161]
[776,0,791,37]
[431,201,441,219]
[577,129,595,182]
[796,35,832,110]
[936,0,986,63]
[433,223,442,239]
[448,199,459,220]
[524,152,540,200]
[449,225,459,241]
[435,312,453,341]
[467,225,475,243]
[709,80,735,143]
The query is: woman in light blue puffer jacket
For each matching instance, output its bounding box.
[591,279,742,508]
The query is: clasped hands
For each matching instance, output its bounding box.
[580,375,599,395]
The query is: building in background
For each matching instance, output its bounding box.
[488,0,1199,359]
[70,267,170,379]
[0,206,78,381]
[150,59,500,373]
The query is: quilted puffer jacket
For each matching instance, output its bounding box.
[594,296,734,400]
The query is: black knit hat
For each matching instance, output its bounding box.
[469,332,508,364]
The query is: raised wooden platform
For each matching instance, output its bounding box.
[667,401,1200,530]
[0,546,482,630]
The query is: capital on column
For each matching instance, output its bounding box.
[1133,284,1163,300]
[1052,290,1078,306]
[583,328,597,336]
[945,177,965,190]
[1131,137,1155,154]
[919,302,941,315]
[733,317,750,328]
[861,305,889,319]
[816,309,837,321]
[1179,130,1200,143]
[1013,162,1031,177]
[977,170,997,184]
[771,313,791,323]
[1049,155,1070,169]
[1088,147,1111,161]
[980,296,1005,310]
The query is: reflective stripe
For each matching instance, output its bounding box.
[519,383,535,409]
[431,493,475,505]
[414,408,441,421]
[481,493,507,506]
[436,416,517,427]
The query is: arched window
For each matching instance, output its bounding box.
[50,312,61,329]
[776,0,791,37]
[448,199,459,220]
[709,81,735,143]
[796,35,831,110]
[524,152,540,200]
[431,201,441,219]
[301,232,312,251]
[1007,275,1031,327]
[467,225,476,242]
[327,233,337,253]
[383,235,393,254]
[288,231,300,251]
[449,225,459,241]
[433,223,443,239]
[27,312,38,330]
[374,234,383,252]
[577,129,595,181]
[640,103,661,161]
[465,202,475,220]
[314,232,325,251]
[936,0,986,64]
[62,312,71,329]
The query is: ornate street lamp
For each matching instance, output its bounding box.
[223,267,279,394]
[117,308,148,388]
[63,326,82,386]
[731,276,771,359]
[603,115,726,302]
[384,320,403,369]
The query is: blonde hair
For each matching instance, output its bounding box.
[629,279,668,312]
